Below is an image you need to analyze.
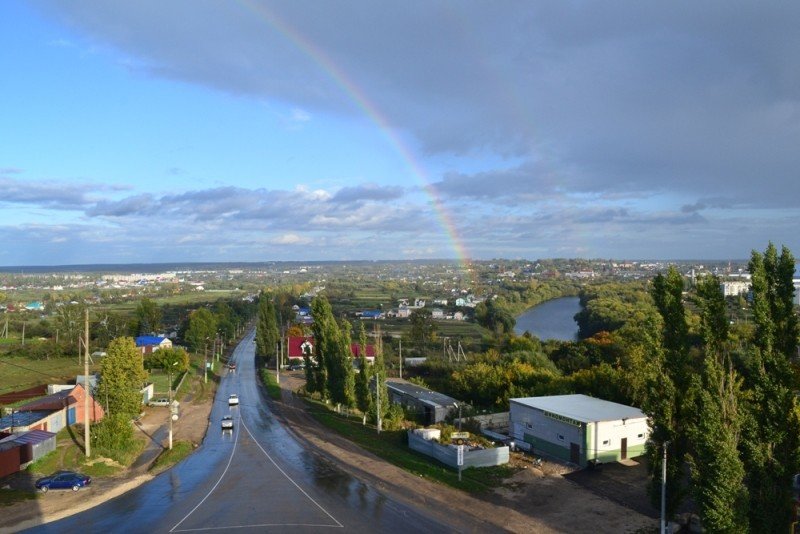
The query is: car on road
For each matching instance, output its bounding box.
[35,471,91,493]
[228,362,236,372]
[228,394,239,406]
[221,415,234,431]
[289,364,305,371]
[149,398,170,407]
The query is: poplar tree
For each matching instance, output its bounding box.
[646,266,691,516]
[689,275,747,531]
[741,243,800,532]
[354,322,372,424]
[310,296,335,400]
[256,292,279,359]
[327,319,355,411]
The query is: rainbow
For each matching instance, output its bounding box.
[236,1,473,277]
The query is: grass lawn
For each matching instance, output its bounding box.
[302,398,516,493]
[0,356,100,396]
[27,424,146,478]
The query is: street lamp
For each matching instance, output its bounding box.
[168,361,178,450]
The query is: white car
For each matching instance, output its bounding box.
[228,394,239,406]
[149,398,170,407]
[221,415,234,431]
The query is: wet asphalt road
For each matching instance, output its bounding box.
[23,331,451,534]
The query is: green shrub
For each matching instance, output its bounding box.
[91,414,135,462]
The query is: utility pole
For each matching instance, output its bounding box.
[84,308,91,458]
[204,342,208,384]
[376,373,382,434]
[661,441,670,534]
[275,342,280,384]
[21,321,25,346]
[399,338,402,379]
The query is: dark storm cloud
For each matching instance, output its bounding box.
[29,1,800,259]
[35,1,800,209]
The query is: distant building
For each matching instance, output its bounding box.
[721,281,750,297]
[135,336,173,355]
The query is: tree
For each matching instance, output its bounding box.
[146,346,190,373]
[54,302,86,355]
[95,311,130,348]
[184,308,217,353]
[409,308,438,356]
[645,266,691,518]
[354,323,372,424]
[96,337,147,418]
[327,319,355,411]
[256,293,280,359]
[741,243,800,532]
[134,298,162,335]
[475,298,516,335]
[688,276,747,531]
[310,297,335,400]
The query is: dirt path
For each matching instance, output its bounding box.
[272,372,656,534]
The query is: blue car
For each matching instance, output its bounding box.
[35,471,91,493]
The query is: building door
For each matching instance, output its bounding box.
[67,407,76,425]
[570,442,580,464]
[621,438,628,460]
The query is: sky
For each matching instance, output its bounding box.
[2,1,799,266]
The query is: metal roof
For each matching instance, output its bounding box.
[511,394,645,423]
[385,379,459,408]
[135,336,168,346]
[13,429,56,445]
[0,410,53,430]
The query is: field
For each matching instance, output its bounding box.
[0,357,97,397]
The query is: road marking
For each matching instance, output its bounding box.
[172,522,341,532]
[241,416,343,528]
[169,413,241,532]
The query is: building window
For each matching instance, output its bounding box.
[557,434,565,442]
[602,440,609,445]
[526,422,533,430]
[637,433,644,439]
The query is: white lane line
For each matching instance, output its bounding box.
[240,416,344,528]
[169,416,241,532]
[172,522,342,532]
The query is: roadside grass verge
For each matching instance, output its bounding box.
[0,489,38,506]
[301,398,517,493]
[259,369,282,400]
[150,440,193,473]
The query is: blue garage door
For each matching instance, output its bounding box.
[67,407,76,425]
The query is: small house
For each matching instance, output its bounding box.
[385,378,459,425]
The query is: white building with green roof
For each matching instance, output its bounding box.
[509,394,649,467]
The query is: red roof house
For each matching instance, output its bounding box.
[286,336,376,362]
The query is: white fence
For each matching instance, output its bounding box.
[407,431,509,469]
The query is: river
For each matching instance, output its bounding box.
[514,296,581,341]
